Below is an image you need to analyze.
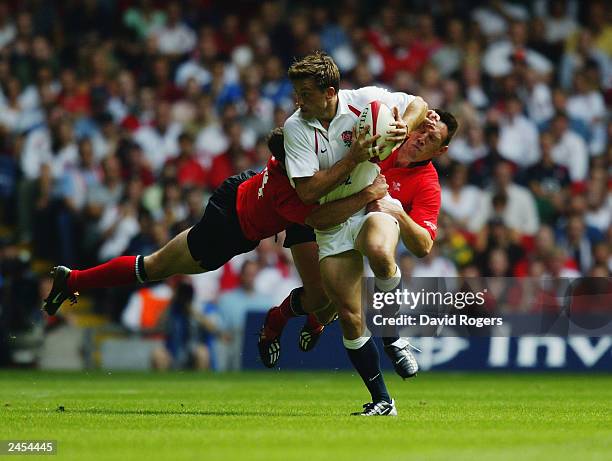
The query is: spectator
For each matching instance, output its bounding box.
[151,280,212,371]
[470,161,540,236]
[123,0,166,41]
[120,280,174,360]
[215,260,272,371]
[166,133,207,189]
[523,131,570,224]
[483,20,553,78]
[133,100,182,172]
[549,111,589,183]
[524,69,554,125]
[474,218,524,276]
[448,124,489,165]
[584,167,611,234]
[96,181,141,262]
[190,94,229,167]
[412,246,458,278]
[207,121,253,190]
[566,73,607,155]
[496,96,541,168]
[540,0,578,45]
[150,2,196,58]
[557,214,599,274]
[0,3,15,50]
[261,55,294,112]
[441,163,483,230]
[238,86,274,141]
[431,18,466,78]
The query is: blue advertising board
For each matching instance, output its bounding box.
[243,313,612,371]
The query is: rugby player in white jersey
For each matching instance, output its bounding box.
[282,51,429,416]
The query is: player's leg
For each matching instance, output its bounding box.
[354,213,400,282]
[355,213,418,379]
[43,227,208,316]
[294,241,329,313]
[320,251,395,415]
[143,228,204,280]
[261,241,327,337]
[259,227,331,367]
[44,174,257,316]
[291,240,337,351]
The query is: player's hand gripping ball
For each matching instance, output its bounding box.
[357,101,403,162]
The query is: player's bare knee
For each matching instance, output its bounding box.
[367,246,396,278]
[143,253,165,280]
[337,307,361,330]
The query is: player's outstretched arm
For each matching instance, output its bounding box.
[383,97,428,148]
[367,199,433,257]
[294,126,380,205]
[305,174,388,230]
[401,96,428,134]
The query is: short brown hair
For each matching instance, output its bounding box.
[267,127,285,164]
[433,109,458,146]
[288,51,340,93]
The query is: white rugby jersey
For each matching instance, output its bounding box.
[283,86,414,204]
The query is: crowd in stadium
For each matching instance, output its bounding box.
[0,0,609,369]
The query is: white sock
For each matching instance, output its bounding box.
[343,335,371,350]
[375,265,401,292]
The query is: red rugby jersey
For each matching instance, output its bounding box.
[379,151,441,240]
[236,157,316,241]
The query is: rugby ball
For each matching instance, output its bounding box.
[357,100,398,162]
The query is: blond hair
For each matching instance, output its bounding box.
[288,51,340,93]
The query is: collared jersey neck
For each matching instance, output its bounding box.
[301,92,354,132]
[408,159,432,168]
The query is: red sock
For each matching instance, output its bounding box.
[306,313,324,333]
[67,256,143,293]
[263,293,298,339]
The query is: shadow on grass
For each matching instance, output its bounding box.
[38,408,309,417]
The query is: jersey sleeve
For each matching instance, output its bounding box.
[354,86,415,117]
[408,174,441,240]
[283,116,318,188]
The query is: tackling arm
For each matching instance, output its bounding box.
[294,156,359,205]
[385,96,429,146]
[305,175,388,230]
[395,212,434,258]
[366,199,433,257]
[293,127,381,205]
[402,96,428,133]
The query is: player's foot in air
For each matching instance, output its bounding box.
[258,306,283,368]
[42,266,78,315]
[351,399,397,416]
[384,338,419,379]
[298,313,334,352]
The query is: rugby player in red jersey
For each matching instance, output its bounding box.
[368,109,458,358]
[259,109,458,378]
[43,127,386,322]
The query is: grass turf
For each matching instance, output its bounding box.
[0,371,611,461]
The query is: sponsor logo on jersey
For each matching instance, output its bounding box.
[423,220,437,231]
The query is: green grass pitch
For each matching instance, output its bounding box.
[1,371,611,461]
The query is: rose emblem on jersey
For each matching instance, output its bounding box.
[341,130,353,147]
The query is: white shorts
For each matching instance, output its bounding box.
[315,197,401,261]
